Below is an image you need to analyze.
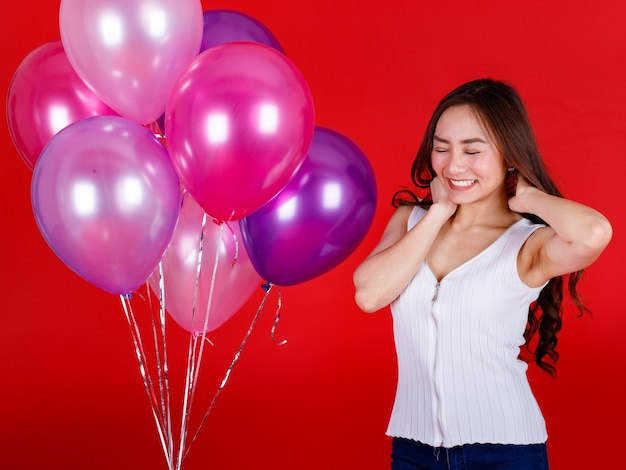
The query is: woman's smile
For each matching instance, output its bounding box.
[447,178,477,189]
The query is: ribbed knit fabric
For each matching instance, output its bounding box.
[386,206,548,447]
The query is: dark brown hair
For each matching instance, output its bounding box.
[393,78,587,376]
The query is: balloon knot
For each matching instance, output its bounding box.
[261,282,273,292]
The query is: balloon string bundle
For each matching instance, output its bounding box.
[118,216,285,469]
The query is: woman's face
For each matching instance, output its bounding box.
[430,104,508,206]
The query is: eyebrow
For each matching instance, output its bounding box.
[433,135,488,144]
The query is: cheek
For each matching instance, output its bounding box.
[472,157,505,177]
[430,153,446,174]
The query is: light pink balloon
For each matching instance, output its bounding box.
[59,0,203,124]
[149,193,262,334]
[32,115,182,296]
[165,42,315,221]
[7,40,118,170]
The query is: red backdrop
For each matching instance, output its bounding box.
[1,1,624,469]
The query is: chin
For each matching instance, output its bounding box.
[447,191,477,206]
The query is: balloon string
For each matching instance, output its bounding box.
[154,263,174,467]
[268,284,287,346]
[182,282,275,460]
[190,210,208,328]
[176,215,223,469]
[145,281,170,464]
[191,222,224,392]
[120,294,170,468]
[175,211,208,470]
[186,222,223,440]
[222,221,239,265]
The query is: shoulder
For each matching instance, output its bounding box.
[386,204,414,232]
[391,203,430,228]
[510,217,548,239]
[369,205,415,256]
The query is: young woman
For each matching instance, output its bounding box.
[353,78,612,469]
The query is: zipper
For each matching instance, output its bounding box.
[432,281,440,302]
[431,281,444,446]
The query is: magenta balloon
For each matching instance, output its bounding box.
[149,193,261,334]
[165,42,314,222]
[59,0,203,124]
[6,40,118,170]
[201,10,285,53]
[239,127,377,286]
[31,116,182,295]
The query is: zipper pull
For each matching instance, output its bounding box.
[432,281,440,302]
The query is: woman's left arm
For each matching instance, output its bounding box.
[510,177,613,286]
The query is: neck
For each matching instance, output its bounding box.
[451,198,519,228]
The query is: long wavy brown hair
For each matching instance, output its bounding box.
[393,78,588,376]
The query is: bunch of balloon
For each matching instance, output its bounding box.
[7,1,323,468]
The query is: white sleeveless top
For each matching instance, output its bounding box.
[387,206,548,447]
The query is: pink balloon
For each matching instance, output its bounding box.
[59,0,203,124]
[6,40,118,170]
[165,42,315,221]
[149,193,262,334]
[32,115,182,295]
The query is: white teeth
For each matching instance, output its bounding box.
[450,179,476,187]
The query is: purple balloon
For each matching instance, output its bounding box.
[6,40,118,170]
[200,9,285,54]
[32,115,182,295]
[239,127,377,286]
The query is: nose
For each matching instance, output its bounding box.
[447,148,467,173]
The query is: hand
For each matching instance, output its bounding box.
[508,172,538,213]
[430,176,457,216]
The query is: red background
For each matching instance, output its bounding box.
[1,1,624,469]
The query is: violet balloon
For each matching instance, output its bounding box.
[59,0,203,124]
[149,193,262,334]
[6,40,118,170]
[239,127,377,286]
[200,9,285,53]
[165,42,315,222]
[32,116,182,295]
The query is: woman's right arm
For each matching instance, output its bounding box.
[353,197,455,313]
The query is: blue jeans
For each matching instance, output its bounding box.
[391,437,549,470]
